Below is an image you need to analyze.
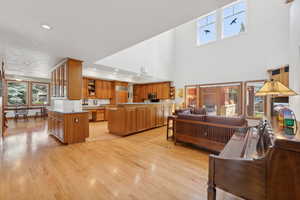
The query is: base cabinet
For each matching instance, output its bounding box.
[107,103,173,136]
[48,111,89,144]
[86,109,106,122]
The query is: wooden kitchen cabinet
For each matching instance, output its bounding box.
[82,78,88,99]
[48,111,89,144]
[136,106,147,131]
[133,82,172,102]
[85,108,106,122]
[82,78,114,99]
[117,91,128,103]
[96,79,103,99]
[107,103,173,136]
[133,85,142,102]
[268,66,289,87]
[161,82,170,99]
[51,58,83,100]
[96,109,105,121]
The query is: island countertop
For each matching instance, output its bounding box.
[47,109,88,114]
[107,101,175,109]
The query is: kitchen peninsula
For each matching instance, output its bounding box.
[107,102,173,136]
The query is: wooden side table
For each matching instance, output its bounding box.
[167,115,177,140]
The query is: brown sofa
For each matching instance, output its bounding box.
[174,113,247,153]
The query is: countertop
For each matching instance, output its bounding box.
[117,102,174,105]
[82,105,113,110]
[48,109,89,114]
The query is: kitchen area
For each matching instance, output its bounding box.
[81,78,130,122]
[48,58,176,143]
[79,73,176,140]
[82,78,175,120]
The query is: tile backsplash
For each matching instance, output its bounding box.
[52,100,82,113]
[83,99,110,106]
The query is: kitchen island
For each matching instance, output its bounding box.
[48,110,89,144]
[107,102,174,136]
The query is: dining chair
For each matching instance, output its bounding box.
[14,105,29,121]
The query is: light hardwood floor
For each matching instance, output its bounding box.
[0,119,240,200]
[87,121,120,142]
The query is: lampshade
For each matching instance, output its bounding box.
[255,79,298,96]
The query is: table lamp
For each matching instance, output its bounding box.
[255,79,298,134]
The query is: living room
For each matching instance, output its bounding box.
[1,0,300,199]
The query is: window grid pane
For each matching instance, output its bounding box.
[7,82,28,105]
[197,12,217,45]
[222,1,246,38]
[198,24,217,44]
[31,83,49,105]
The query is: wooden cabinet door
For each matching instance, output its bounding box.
[96,110,105,121]
[104,81,110,98]
[125,108,137,133]
[141,85,146,100]
[56,68,60,97]
[82,78,87,99]
[63,63,68,97]
[133,85,138,102]
[59,66,63,97]
[156,83,163,99]
[136,107,147,131]
[145,85,150,98]
[117,91,128,103]
[162,83,170,99]
[53,70,57,97]
[51,71,55,97]
[133,85,141,102]
[154,84,158,98]
[96,80,102,99]
[149,106,156,127]
[107,81,112,98]
[60,66,64,97]
[65,113,89,144]
[102,81,107,98]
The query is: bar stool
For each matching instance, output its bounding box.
[166,115,177,140]
[3,111,8,129]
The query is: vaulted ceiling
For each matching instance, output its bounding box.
[0,0,234,80]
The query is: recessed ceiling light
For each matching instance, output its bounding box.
[41,24,52,30]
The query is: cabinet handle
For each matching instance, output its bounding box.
[74,117,79,123]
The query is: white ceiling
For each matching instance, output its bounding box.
[0,0,234,81]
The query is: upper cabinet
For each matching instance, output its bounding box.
[82,78,114,100]
[51,58,83,100]
[133,82,173,102]
[268,66,289,87]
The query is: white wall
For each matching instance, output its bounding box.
[97,30,176,81]
[289,0,300,118]
[173,0,290,87]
